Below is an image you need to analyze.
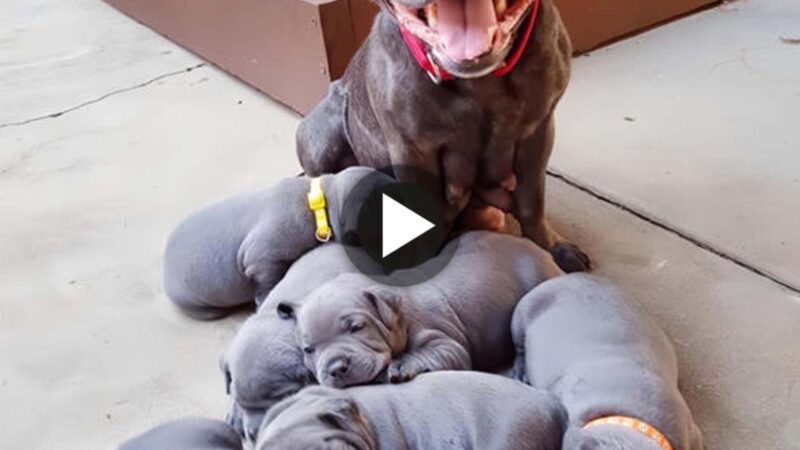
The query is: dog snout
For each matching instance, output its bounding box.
[326,357,351,380]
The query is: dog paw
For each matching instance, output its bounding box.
[550,241,591,273]
[387,360,421,384]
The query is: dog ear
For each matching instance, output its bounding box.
[363,287,407,355]
[362,287,402,329]
[317,398,358,428]
[317,396,376,450]
[276,302,295,319]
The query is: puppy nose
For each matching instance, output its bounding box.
[327,358,350,379]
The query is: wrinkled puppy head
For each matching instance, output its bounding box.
[222,312,315,442]
[282,274,407,388]
[376,0,536,78]
[256,386,375,450]
[563,424,664,450]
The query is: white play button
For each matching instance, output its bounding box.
[382,194,435,258]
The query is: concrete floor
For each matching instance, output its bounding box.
[0,0,798,449]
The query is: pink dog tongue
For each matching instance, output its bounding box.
[436,0,498,61]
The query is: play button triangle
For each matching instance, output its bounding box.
[382,194,435,258]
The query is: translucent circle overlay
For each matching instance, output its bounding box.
[340,166,458,287]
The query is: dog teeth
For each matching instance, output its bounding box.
[425,3,438,28]
[494,0,507,18]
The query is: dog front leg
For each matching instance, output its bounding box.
[386,329,471,383]
[513,113,590,272]
[296,81,357,175]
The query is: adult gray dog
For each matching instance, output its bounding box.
[510,274,703,450]
[163,166,391,319]
[119,418,243,450]
[256,371,567,450]
[282,231,562,388]
[296,0,589,273]
[221,244,359,442]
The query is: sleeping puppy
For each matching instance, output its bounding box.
[510,274,703,450]
[256,371,566,450]
[282,231,562,387]
[296,0,590,272]
[119,418,242,450]
[221,244,359,441]
[163,166,391,319]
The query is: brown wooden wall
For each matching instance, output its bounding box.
[105,0,717,114]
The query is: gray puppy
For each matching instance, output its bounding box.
[221,244,359,441]
[119,418,242,450]
[296,0,589,272]
[510,274,703,450]
[221,312,312,443]
[256,371,567,450]
[283,231,562,387]
[163,166,390,319]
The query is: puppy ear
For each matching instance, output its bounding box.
[317,398,360,431]
[276,302,295,319]
[362,287,402,329]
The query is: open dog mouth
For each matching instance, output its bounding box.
[390,0,533,74]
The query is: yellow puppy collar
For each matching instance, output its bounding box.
[584,416,674,450]
[307,177,332,242]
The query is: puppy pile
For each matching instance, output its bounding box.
[122,1,702,448]
[121,169,702,450]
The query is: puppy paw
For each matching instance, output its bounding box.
[550,241,591,273]
[387,360,423,383]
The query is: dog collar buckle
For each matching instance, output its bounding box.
[307,177,332,242]
[583,416,674,450]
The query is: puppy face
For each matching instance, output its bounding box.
[283,275,406,388]
[256,386,375,450]
[222,313,315,442]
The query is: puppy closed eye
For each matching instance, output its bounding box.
[341,316,365,334]
[303,346,315,355]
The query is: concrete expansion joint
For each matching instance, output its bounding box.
[547,169,800,296]
[0,63,207,130]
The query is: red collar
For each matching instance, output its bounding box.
[399,0,541,83]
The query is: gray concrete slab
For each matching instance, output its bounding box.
[0,0,201,125]
[0,65,300,450]
[553,0,800,289]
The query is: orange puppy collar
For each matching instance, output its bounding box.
[584,416,674,450]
